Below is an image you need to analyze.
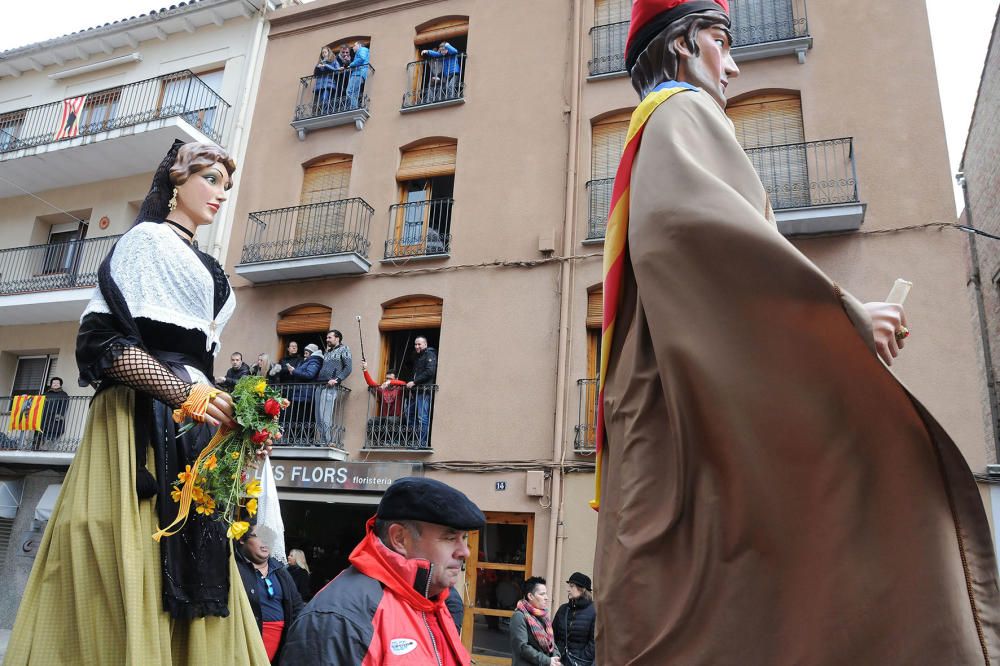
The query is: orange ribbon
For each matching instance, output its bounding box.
[152,425,233,542]
[172,383,219,424]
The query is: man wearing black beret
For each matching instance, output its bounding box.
[282,477,485,665]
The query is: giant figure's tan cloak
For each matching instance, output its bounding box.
[595,88,1000,664]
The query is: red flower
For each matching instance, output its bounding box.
[250,430,269,444]
[263,398,281,417]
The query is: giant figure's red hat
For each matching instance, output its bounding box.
[625,0,729,73]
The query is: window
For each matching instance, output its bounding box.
[307,37,372,117]
[576,288,602,452]
[727,92,809,209]
[297,156,353,247]
[405,18,469,108]
[388,141,456,258]
[463,512,535,662]
[79,87,122,134]
[588,112,630,238]
[0,110,25,151]
[590,0,630,75]
[730,0,798,47]
[378,296,443,381]
[41,220,87,276]
[11,355,58,395]
[276,304,332,358]
[159,69,224,135]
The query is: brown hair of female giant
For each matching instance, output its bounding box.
[169,142,237,189]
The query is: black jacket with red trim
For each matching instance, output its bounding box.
[281,517,470,665]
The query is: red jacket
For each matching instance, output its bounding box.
[282,517,470,665]
[364,369,407,418]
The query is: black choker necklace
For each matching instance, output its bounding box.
[164,219,195,240]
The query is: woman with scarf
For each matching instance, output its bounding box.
[510,577,562,666]
[5,140,269,665]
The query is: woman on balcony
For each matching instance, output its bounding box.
[5,140,270,665]
[312,46,340,116]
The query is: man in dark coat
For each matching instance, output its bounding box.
[236,529,305,663]
[552,573,595,666]
[216,352,251,390]
[405,336,438,446]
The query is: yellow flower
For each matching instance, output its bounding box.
[191,486,206,503]
[245,498,258,517]
[204,454,218,471]
[170,487,182,503]
[196,497,216,516]
[176,465,194,484]
[227,521,250,540]
[231,451,240,460]
[245,480,262,498]
[231,473,238,480]
[254,380,267,396]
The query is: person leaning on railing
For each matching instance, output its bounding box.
[420,41,461,101]
[312,46,341,115]
[345,41,370,109]
[361,360,407,418]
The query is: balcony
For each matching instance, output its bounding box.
[0,234,120,324]
[574,378,598,455]
[0,71,230,197]
[588,21,629,79]
[291,65,374,138]
[269,383,350,461]
[583,138,862,239]
[362,384,438,452]
[401,54,468,112]
[584,178,613,241]
[0,395,90,465]
[384,198,453,260]
[730,0,812,63]
[746,137,864,235]
[235,198,373,283]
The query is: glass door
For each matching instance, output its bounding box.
[463,512,534,665]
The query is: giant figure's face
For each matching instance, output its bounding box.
[676,22,739,108]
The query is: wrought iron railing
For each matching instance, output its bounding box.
[0,395,90,454]
[744,137,858,210]
[585,178,614,240]
[240,198,373,264]
[402,53,468,109]
[294,64,375,121]
[364,384,438,450]
[0,70,229,152]
[273,382,350,449]
[574,378,598,454]
[0,234,120,296]
[730,0,809,47]
[384,198,453,259]
[589,21,629,76]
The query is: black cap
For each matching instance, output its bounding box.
[567,572,592,591]
[377,477,486,531]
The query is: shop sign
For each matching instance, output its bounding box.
[265,461,422,492]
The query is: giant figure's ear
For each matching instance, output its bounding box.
[673,33,696,60]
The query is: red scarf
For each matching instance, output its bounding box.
[516,598,554,654]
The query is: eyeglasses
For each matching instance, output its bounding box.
[263,576,274,597]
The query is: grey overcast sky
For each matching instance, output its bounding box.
[0,0,997,214]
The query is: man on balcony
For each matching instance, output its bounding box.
[216,352,251,391]
[592,0,1000,663]
[346,41,370,109]
[405,336,437,447]
[315,330,352,447]
[362,359,407,446]
[39,377,69,448]
[420,41,461,102]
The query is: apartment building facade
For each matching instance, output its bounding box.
[220,0,989,662]
[0,0,274,629]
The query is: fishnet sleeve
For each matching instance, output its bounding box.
[102,343,192,408]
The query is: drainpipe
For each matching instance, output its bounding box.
[958,171,1000,460]
[207,0,270,262]
[545,0,584,592]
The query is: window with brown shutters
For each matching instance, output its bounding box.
[595,0,630,25]
[586,288,603,379]
[390,142,457,258]
[378,297,443,382]
[726,92,804,149]
[396,141,456,181]
[591,112,631,180]
[414,17,469,46]
[379,296,443,331]
[277,304,333,336]
[301,155,352,205]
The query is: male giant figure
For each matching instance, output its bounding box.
[593,1,1000,663]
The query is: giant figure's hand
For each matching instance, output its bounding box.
[204,390,235,429]
[863,301,907,366]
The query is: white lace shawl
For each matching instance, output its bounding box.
[82,222,236,379]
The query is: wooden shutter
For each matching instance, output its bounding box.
[595,0,630,24]
[726,93,804,149]
[591,112,630,180]
[300,156,352,205]
[277,305,332,335]
[415,18,469,45]
[397,142,457,181]
[586,288,603,330]
[379,296,443,331]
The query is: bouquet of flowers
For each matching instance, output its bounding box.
[152,375,288,542]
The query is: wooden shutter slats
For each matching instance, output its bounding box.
[397,142,457,181]
[301,157,352,205]
[379,297,443,331]
[727,93,804,149]
[592,118,629,180]
[586,289,603,329]
[277,305,332,335]
[595,0,630,25]
[415,18,469,45]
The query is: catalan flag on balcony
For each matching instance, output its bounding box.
[53,95,87,141]
[9,395,46,432]
[591,81,696,512]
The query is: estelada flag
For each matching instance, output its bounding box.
[53,95,87,140]
[9,395,46,431]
